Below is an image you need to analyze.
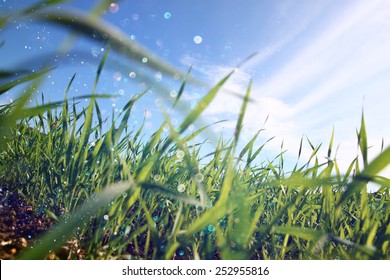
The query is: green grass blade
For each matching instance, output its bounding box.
[184,156,234,237]
[337,145,390,207]
[93,47,110,93]
[233,80,252,149]
[178,70,235,134]
[358,112,368,167]
[140,182,202,207]
[273,226,326,242]
[0,68,53,95]
[327,127,335,159]
[172,66,192,109]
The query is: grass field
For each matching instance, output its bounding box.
[0,1,389,260]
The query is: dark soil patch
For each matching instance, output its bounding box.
[0,185,84,259]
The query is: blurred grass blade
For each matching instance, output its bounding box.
[0,69,31,79]
[0,68,53,95]
[19,180,135,259]
[15,94,114,120]
[0,0,70,28]
[32,9,182,79]
[273,226,326,242]
[140,183,202,207]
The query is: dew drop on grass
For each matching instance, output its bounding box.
[207,224,215,232]
[176,150,185,159]
[122,192,128,198]
[195,173,204,182]
[152,215,159,221]
[164,12,171,19]
[178,249,185,256]
[153,174,161,181]
[142,57,148,63]
[170,90,177,98]
[177,184,186,193]
[103,215,109,221]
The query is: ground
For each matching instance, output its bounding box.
[0,185,84,259]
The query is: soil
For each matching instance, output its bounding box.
[0,185,84,259]
[0,185,219,260]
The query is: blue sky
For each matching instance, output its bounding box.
[1,0,390,178]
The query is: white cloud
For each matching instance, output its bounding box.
[180,0,390,182]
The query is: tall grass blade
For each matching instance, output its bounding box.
[233,80,252,149]
[337,145,390,207]
[178,70,235,134]
[173,66,192,109]
[358,112,368,167]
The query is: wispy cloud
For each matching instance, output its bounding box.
[251,0,390,166]
[179,0,390,179]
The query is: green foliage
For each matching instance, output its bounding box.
[1,1,389,260]
[1,67,389,259]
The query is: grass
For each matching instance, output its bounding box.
[1,0,389,260]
